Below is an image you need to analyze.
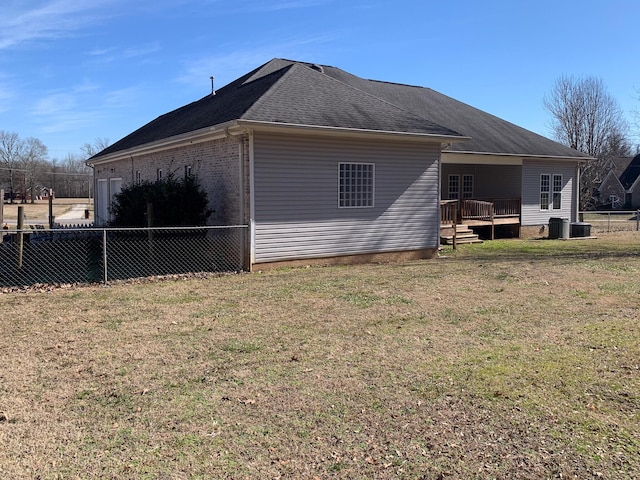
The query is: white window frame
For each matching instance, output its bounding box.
[540,174,550,210]
[552,174,562,210]
[540,173,562,211]
[462,174,474,199]
[448,174,460,199]
[338,162,375,208]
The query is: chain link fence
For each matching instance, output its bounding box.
[0,225,247,288]
[580,210,640,233]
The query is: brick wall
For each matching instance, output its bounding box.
[94,136,243,225]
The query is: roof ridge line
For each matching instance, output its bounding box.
[241,63,297,120]
[287,62,462,134]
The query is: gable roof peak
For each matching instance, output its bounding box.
[619,153,640,189]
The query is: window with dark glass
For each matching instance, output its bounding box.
[540,174,550,210]
[339,163,374,208]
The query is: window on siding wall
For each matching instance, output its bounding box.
[184,165,192,178]
[135,170,141,184]
[462,174,474,198]
[540,174,550,210]
[540,174,563,210]
[552,174,562,209]
[449,174,474,199]
[448,175,460,199]
[338,162,374,208]
[156,168,162,181]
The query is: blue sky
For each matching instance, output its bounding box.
[1,0,638,158]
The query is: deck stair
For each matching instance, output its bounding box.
[440,224,483,245]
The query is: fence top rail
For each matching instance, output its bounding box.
[580,210,640,215]
[8,225,249,234]
[100,225,249,232]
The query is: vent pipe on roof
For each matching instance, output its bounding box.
[210,76,216,96]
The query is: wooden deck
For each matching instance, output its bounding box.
[463,217,520,227]
[441,199,520,247]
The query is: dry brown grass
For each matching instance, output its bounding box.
[1,233,639,479]
[2,198,93,223]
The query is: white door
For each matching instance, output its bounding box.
[108,178,123,222]
[96,179,108,225]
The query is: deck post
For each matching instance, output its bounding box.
[48,190,54,229]
[452,207,457,250]
[490,203,495,240]
[17,205,24,269]
[0,188,3,244]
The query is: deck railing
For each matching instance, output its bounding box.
[460,200,494,222]
[440,198,521,242]
[489,198,520,217]
[440,198,520,223]
[440,200,458,226]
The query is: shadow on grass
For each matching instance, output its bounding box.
[439,237,640,263]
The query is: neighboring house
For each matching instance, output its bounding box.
[595,156,631,209]
[618,153,640,208]
[89,58,590,270]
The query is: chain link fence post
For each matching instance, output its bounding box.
[102,228,108,285]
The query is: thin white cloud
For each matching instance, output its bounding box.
[72,78,100,94]
[30,82,145,134]
[198,0,332,14]
[32,92,77,117]
[88,47,118,57]
[253,0,331,11]
[0,76,16,113]
[85,43,162,65]
[0,0,126,50]
[123,43,161,59]
[176,36,335,91]
[103,86,143,109]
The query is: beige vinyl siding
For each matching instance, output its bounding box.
[253,133,440,263]
[521,160,577,226]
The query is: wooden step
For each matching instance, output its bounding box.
[440,225,483,245]
[440,224,472,235]
[440,235,483,245]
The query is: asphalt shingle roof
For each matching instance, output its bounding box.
[308,63,587,158]
[94,58,588,160]
[619,154,640,189]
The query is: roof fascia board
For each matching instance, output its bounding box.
[445,150,592,163]
[88,119,470,166]
[88,120,240,165]
[443,152,523,165]
[233,120,470,144]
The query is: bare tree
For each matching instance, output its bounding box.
[20,137,48,203]
[56,153,93,198]
[544,75,630,209]
[81,137,110,159]
[0,130,24,203]
[46,140,104,198]
[633,86,640,151]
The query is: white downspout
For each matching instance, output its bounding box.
[437,146,443,248]
[575,163,581,222]
[249,130,256,267]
